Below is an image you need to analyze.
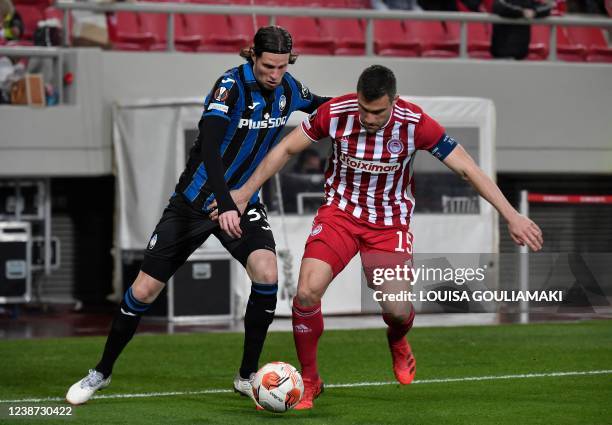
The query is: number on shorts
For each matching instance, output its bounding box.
[247,209,262,222]
[248,208,270,230]
[395,231,413,254]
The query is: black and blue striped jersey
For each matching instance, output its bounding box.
[175,62,324,212]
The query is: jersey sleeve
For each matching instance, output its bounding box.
[414,112,445,150]
[288,74,330,114]
[414,112,458,161]
[202,73,240,121]
[300,103,330,142]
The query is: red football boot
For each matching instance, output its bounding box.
[294,377,324,410]
[388,335,416,385]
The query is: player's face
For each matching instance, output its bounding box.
[357,93,397,134]
[252,52,290,90]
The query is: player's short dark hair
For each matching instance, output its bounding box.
[239,26,298,64]
[357,65,397,102]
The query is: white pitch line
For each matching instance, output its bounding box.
[1,369,611,404]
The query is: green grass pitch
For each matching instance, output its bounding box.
[1,320,611,424]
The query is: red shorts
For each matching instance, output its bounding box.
[303,204,413,279]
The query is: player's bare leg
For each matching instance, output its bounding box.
[233,249,279,398]
[66,272,164,405]
[292,257,334,410]
[368,276,416,385]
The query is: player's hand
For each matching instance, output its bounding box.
[507,213,543,251]
[523,8,535,19]
[209,190,248,221]
[219,210,243,239]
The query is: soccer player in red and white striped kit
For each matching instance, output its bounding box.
[217,64,543,409]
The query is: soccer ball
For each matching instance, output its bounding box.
[251,362,304,413]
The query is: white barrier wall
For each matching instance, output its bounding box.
[1,49,610,175]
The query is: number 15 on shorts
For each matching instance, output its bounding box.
[395,231,413,254]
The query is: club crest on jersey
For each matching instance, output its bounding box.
[148,234,158,250]
[386,139,404,155]
[311,224,323,236]
[301,83,310,99]
[214,86,229,102]
[279,95,286,111]
[339,152,401,174]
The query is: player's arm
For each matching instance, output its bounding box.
[216,127,313,236]
[240,126,313,201]
[292,76,331,114]
[199,74,244,237]
[199,116,235,213]
[442,144,543,251]
[301,94,331,114]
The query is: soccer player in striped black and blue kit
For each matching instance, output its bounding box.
[66,26,330,405]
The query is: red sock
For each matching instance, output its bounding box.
[383,307,415,344]
[292,298,324,382]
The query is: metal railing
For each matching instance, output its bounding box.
[54,1,612,60]
[0,46,64,104]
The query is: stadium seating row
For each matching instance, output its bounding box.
[7,0,612,62]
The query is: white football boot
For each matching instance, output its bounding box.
[233,372,256,398]
[66,369,111,405]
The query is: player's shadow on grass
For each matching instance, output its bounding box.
[210,393,336,421]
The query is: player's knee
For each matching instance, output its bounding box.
[250,266,278,284]
[260,268,278,284]
[296,287,321,307]
[387,311,412,324]
[131,284,157,304]
[247,253,278,284]
[383,304,414,324]
[132,272,164,304]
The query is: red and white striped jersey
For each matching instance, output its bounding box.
[301,93,447,226]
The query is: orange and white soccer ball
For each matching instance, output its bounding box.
[251,362,304,413]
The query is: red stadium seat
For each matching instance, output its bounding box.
[138,12,170,51]
[133,0,251,53]
[12,0,51,5]
[189,15,249,53]
[171,14,202,52]
[273,0,321,5]
[374,20,420,57]
[319,18,365,56]
[14,3,45,41]
[467,23,492,59]
[528,25,586,62]
[345,0,371,7]
[109,12,156,51]
[407,21,459,58]
[139,0,205,52]
[229,15,268,42]
[318,0,349,6]
[565,26,612,63]
[444,21,492,58]
[276,17,334,55]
